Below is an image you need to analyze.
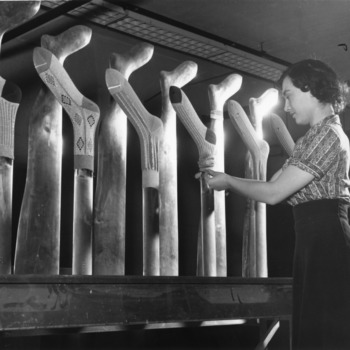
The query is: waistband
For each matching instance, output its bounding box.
[293,198,348,218]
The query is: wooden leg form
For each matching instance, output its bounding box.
[0,79,21,274]
[106,68,163,276]
[227,100,269,277]
[94,43,154,275]
[33,47,100,275]
[0,0,40,276]
[250,97,269,278]
[269,113,295,156]
[208,74,242,276]
[229,100,259,277]
[248,90,277,277]
[159,61,197,276]
[170,86,217,276]
[15,26,92,275]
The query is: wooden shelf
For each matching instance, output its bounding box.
[0,275,292,337]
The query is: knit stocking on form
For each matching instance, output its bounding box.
[228,100,261,159]
[169,86,216,171]
[33,47,100,171]
[270,113,295,156]
[0,77,21,159]
[105,68,163,188]
[208,73,242,169]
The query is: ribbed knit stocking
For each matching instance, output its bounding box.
[170,86,216,171]
[33,47,100,171]
[0,76,21,159]
[105,68,163,188]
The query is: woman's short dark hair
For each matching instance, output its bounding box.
[278,59,347,113]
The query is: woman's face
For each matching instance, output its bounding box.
[281,76,317,125]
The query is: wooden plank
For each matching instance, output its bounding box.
[0,276,292,335]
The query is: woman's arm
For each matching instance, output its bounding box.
[269,168,283,182]
[206,165,314,205]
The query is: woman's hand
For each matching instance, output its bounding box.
[204,169,230,191]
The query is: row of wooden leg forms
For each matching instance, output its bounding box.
[0,2,294,278]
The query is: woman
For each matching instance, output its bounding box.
[207,59,350,350]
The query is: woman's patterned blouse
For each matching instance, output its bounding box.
[282,114,350,206]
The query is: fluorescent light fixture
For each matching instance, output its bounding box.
[42,0,287,82]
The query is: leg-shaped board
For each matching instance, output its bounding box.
[33,46,100,275]
[106,68,163,276]
[228,99,269,277]
[94,43,154,275]
[170,86,216,276]
[207,73,242,276]
[0,79,21,274]
[0,0,40,275]
[15,25,92,273]
[159,61,197,276]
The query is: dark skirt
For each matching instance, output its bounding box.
[292,199,350,350]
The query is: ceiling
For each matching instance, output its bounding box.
[130,0,350,81]
[5,0,350,88]
[37,0,350,81]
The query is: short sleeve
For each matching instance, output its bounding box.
[288,126,340,179]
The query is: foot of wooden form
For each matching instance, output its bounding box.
[109,42,154,79]
[41,25,92,63]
